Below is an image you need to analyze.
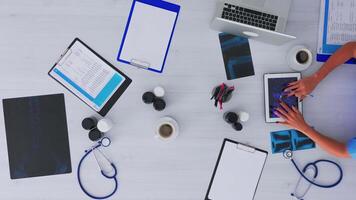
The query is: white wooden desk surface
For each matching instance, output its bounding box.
[0,0,355,199]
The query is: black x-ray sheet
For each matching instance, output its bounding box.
[3,94,71,179]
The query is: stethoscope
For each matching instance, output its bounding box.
[283,150,343,200]
[77,137,118,199]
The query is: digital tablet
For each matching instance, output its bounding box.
[264,73,302,123]
[49,38,132,116]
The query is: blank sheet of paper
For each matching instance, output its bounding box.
[208,142,267,200]
[119,1,178,72]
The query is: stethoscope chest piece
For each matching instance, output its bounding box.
[283,149,293,159]
[100,137,111,147]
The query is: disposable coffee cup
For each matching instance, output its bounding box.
[155,117,179,141]
[287,45,312,72]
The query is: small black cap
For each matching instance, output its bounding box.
[224,112,238,124]
[89,128,102,141]
[82,117,96,130]
[232,122,243,131]
[142,92,155,104]
[153,98,166,111]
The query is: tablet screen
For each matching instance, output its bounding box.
[49,39,129,113]
[268,77,298,118]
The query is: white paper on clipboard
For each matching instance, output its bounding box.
[118,0,179,72]
[207,140,267,200]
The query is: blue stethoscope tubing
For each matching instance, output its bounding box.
[290,158,343,188]
[77,138,118,199]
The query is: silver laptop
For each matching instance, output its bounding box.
[211,0,296,45]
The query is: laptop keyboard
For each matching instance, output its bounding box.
[221,3,278,31]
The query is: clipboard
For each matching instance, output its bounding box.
[317,0,356,64]
[117,0,180,73]
[49,38,132,116]
[205,139,268,200]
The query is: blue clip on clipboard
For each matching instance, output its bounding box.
[317,0,356,64]
[117,0,180,73]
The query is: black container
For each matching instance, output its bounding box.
[88,128,103,141]
[82,117,97,130]
[142,92,156,104]
[153,98,166,111]
[232,122,243,131]
[224,112,238,124]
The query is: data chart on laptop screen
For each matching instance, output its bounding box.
[50,41,125,111]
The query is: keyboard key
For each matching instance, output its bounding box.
[221,2,279,30]
[244,7,262,16]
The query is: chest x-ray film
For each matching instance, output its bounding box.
[3,94,71,179]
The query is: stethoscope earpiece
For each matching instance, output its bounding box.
[291,192,304,200]
[283,149,293,159]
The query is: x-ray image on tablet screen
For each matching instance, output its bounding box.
[264,73,302,123]
[268,77,298,118]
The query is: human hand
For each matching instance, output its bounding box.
[284,75,319,100]
[274,101,310,133]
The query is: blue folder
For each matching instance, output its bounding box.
[117,0,180,73]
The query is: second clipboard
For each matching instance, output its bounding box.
[205,139,268,200]
[117,0,180,73]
